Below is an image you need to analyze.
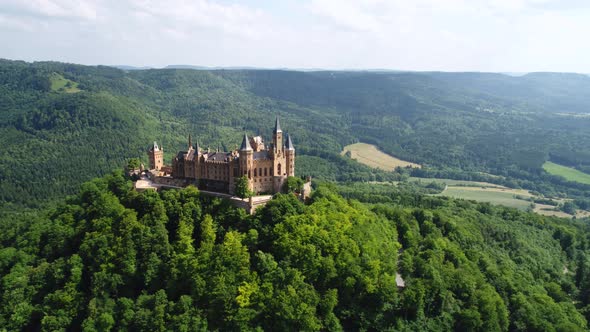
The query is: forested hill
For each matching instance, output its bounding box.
[1,172,590,330]
[2,59,590,209]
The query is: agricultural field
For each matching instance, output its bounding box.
[49,72,81,93]
[543,161,590,185]
[341,143,420,171]
[408,177,504,188]
[435,186,534,210]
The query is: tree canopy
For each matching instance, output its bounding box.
[1,171,590,330]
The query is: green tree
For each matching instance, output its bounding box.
[283,176,304,194]
[235,176,253,198]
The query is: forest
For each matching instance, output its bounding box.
[2,60,590,211]
[1,172,590,331]
[2,59,590,331]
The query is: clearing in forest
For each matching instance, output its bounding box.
[543,161,590,185]
[341,143,420,171]
[49,72,81,93]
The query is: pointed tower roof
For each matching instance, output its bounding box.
[195,140,200,153]
[188,134,192,148]
[274,116,282,133]
[152,141,160,151]
[285,133,294,150]
[240,134,253,151]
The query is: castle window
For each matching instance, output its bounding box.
[264,168,267,176]
[278,163,282,175]
[248,170,251,179]
[259,168,262,177]
[254,168,257,177]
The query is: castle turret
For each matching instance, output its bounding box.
[285,133,295,177]
[148,141,164,171]
[188,134,192,149]
[238,134,254,192]
[273,116,283,153]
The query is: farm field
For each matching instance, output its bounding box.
[543,161,590,185]
[408,177,504,188]
[341,143,420,171]
[435,186,533,210]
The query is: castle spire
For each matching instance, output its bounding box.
[274,116,282,133]
[188,134,192,149]
[195,140,200,153]
[240,134,253,151]
[285,133,294,150]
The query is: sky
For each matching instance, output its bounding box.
[1,0,589,72]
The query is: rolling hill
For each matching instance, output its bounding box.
[2,59,590,209]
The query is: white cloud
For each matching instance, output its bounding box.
[0,0,589,71]
[0,0,98,20]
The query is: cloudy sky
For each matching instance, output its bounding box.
[1,0,589,72]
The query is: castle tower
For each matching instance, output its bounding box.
[238,134,254,192]
[285,133,295,177]
[148,141,164,171]
[273,116,283,153]
[194,140,202,179]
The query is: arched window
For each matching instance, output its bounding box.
[278,163,282,175]
[248,170,251,179]
[264,168,267,176]
[254,168,257,177]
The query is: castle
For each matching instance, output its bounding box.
[147,117,295,196]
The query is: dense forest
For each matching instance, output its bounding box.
[2,60,590,210]
[3,59,590,331]
[2,172,590,331]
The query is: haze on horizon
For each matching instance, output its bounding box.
[1,0,590,73]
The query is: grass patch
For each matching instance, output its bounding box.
[543,161,590,185]
[436,186,533,210]
[408,177,504,188]
[49,72,81,93]
[341,143,420,171]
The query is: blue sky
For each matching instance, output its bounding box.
[1,0,589,72]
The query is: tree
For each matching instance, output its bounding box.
[283,176,304,194]
[562,201,577,215]
[235,176,253,199]
[127,158,141,170]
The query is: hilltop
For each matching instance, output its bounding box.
[1,171,590,330]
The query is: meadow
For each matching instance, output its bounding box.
[435,186,534,210]
[341,143,420,171]
[543,161,590,185]
[49,72,81,93]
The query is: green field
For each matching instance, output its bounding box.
[408,177,504,188]
[341,143,420,171]
[49,72,81,93]
[543,161,590,185]
[436,186,533,210]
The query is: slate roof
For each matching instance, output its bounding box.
[285,133,294,150]
[253,151,270,160]
[240,134,253,151]
[206,152,232,161]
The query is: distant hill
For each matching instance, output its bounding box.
[1,59,590,208]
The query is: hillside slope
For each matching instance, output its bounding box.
[2,60,590,208]
[1,172,589,330]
